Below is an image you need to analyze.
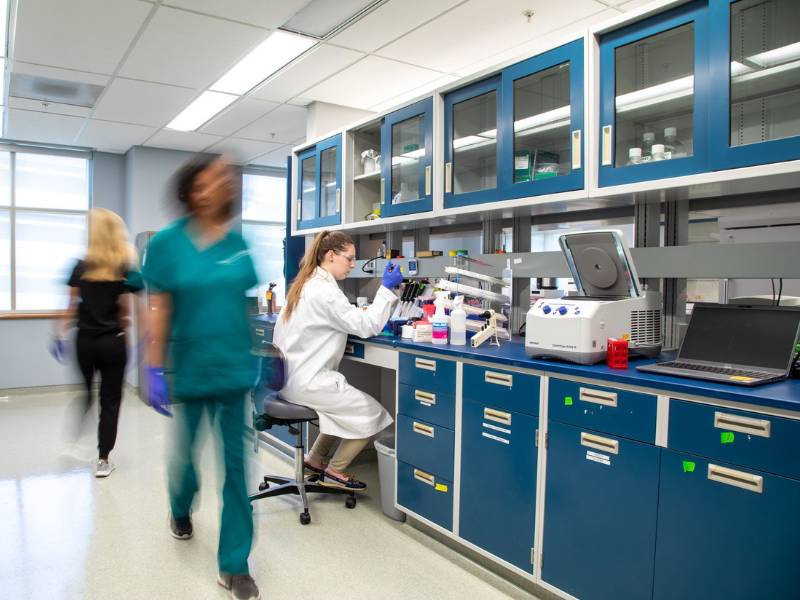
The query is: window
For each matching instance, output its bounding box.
[0,150,90,312]
[241,170,287,308]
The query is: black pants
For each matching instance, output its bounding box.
[76,331,127,459]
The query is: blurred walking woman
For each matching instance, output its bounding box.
[142,155,261,600]
[57,208,144,477]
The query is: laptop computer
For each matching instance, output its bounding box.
[637,303,800,386]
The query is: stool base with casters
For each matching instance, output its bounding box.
[250,394,356,525]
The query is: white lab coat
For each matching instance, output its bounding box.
[273,267,398,439]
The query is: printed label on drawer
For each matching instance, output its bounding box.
[586,450,611,466]
[720,431,735,444]
[564,396,573,406]
[435,483,448,493]
[682,460,696,473]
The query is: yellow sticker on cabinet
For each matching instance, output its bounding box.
[435,483,448,493]
[730,376,755,382]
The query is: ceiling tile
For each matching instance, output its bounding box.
[92,78,198,127]
[14,0,152,74]
[377,0,604,73]
[367,74,458,113]
[199,98,279,137]
[7,97,93,118]
[5,109,86,146]
[302,56,443,110]
[617,0,657,10]
[236,105,308,144]
[330,0,462,53]
[119,6,271,89]
[163,0,310,30]
[248,145,293,167]
[76,120,157,153]
[11,61,110,86]
[145,129,223,152]
[250,44,364,104]
[206,138,283,164]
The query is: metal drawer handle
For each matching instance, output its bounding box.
[484,408,512,426]
[345,343,355,354]
[380,177,385,201]
[425,165,432,195]
[482,432,510,445]
[414,469,435,486]
[580,432,619,455]
[412,422,435,438]
[579,387,618,407]
[415,358,436,372]
[296,200,302,220]
[414,390,436,405]
[571,129,582,170]
[254,327,265,336]
[601,125,612,166]
[485,371,513,388]
[335,188,341,212]
[708,464,763,494]
[714,412,771,438]
[445,162,452,193]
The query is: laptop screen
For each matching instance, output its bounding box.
[679,304,800,370]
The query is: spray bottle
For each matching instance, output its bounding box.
[431,291,450,345]
[449,295,466,345]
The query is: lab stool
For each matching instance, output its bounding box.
[250,393,356,525]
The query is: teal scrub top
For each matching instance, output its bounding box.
[143,217,258,398]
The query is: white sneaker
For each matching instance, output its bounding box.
[95,460,115,478]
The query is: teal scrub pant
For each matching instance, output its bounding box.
[168,392,252,575]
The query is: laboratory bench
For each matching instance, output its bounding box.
[250,313,800,599]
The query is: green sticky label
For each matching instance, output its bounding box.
[682,461,696,473]
[721,431,735,444]
[564,396,573,406]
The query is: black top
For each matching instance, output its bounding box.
[68,260,145,337]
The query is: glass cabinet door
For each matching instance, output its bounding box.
[444,76,501,208]
[295,134,342,230]
[599,0,709,186]
[319,146,339,219]
[709,0,800,169]
[381,97,433,217]
[299,151,316,223]
[500,39,584,198]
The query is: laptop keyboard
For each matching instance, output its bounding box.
[658,361,772,379]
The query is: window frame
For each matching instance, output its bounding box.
[0,145,91,315]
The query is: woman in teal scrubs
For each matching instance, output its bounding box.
[142,156,261,600]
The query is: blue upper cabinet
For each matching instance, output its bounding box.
[296,134,342,230]
[708,0,800,170]
[598,1,710,187]
[444,76,502,208]
[381,98,434,217]
[500,39,585,199]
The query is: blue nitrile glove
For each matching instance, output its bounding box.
[49,337,68,364]
[382,261,403,289]
[147,367,172,417]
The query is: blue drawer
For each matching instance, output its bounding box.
[548,378,657,444]
[398,352,456,396]
[251,323,273,345]
[397,460,453,531]
[396,414,454,480]
[463,363,539,416]
[398,383,455,430]
[668,400,800,480]
[343,340,365,359]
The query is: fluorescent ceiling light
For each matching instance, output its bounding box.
[166,91,238,131]
[282,0,379,38]
[211,31,315,95]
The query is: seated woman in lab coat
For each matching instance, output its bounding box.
[273,230,403,490]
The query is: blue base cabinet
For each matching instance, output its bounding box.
[653,449,800,600]
[458,398,538,572]
[542,421,660,600]
[397,460,453,530]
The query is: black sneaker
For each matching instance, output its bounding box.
[217,573,261,600]
[320,469,367,491]
[169,514,193,540]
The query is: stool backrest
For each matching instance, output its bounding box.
[254,342,287,391]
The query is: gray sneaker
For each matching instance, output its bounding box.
[217,573,261,600]
[95,460,115,478]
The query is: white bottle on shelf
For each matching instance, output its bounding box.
[431,291,449,345]
[449,295,467,346]
[664,127,686,159]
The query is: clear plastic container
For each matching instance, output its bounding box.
[449,295,466,346]
[642,132,655,161]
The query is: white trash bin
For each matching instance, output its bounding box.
[374,436,406,522]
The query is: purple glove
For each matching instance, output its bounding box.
[49,337,68,364]
[147,367,172,417]
[382,261,403,289]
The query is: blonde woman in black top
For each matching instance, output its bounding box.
[56,208,143,477]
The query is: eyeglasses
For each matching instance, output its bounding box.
[334,251,356,264]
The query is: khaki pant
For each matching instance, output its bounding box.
[308,433,370,471]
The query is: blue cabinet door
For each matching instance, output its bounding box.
[598,0,710,186]
[380,98,433,217]
[500,39,584,199]
[296,134,342,230]
[397,460,453,530]
[542,421,660,600]
[443,76,502,208]
[708,0,800,170]
[654,449,800,600]
[459,399,537,572]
